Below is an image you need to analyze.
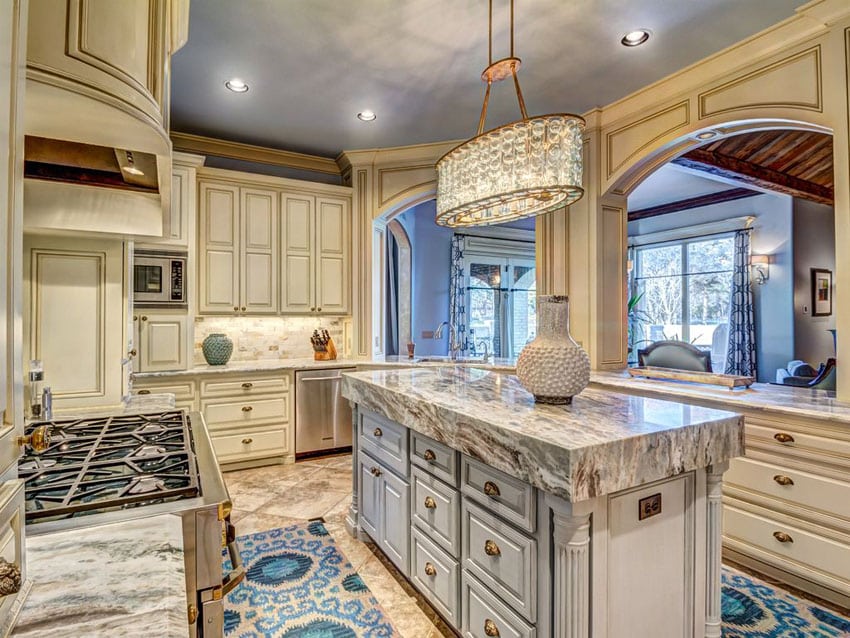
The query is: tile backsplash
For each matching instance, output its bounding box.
[194,316,345,364]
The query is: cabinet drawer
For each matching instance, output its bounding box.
[462,456,536,533]
[411,432,458,486]
[211,428,288,463]
[200,375,290,397]
[202,396,289,431]
[411,527,460,627]
[462,572,536,638]
[412,466,460,557]
[726,457,850,522]
[359,410,408,477]
[462,501,537,623]
[745,420,850,472]
[724,504,850,594]
[133,380,196,401]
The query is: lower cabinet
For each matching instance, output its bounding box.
[359,450,410,575]
[133,311,190,373]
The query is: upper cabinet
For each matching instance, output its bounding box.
[197,168,351,317]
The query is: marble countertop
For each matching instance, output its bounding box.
[29,393,177,424]
[342,367,743,503]
[590,371,850,425]
[133,355,518,379]
[12,514,187,637]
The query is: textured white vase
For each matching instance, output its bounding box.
[516,295,590,404]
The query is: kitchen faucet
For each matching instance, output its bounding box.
[434,321,462,360]
[477,340,491,363]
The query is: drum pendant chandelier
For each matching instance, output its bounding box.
[435,0,585,227]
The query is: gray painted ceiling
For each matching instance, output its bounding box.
[171,0,805,159]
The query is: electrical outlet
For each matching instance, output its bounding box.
[422,330,435,339]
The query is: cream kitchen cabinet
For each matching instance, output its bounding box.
[281,194,350,315]
[198,181,278,315]
[137,153,204,249]
[132,311,189,373]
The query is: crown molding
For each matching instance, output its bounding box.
[169,131,340,175]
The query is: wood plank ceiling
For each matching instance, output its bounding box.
[672,130,834,206]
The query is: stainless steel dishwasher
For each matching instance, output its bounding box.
[295,367,357,456]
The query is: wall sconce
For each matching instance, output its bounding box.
[751,254,770,285]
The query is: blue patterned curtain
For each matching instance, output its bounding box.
[449,235,467,355]
[726,230,757,376]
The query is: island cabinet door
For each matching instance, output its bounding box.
[380,469,410,576]
[358,455,382,540]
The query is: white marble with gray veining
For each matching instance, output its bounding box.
[342,367,743,503]
[12,514,187,637]
[30,393,178,424]
[590,371,850,425]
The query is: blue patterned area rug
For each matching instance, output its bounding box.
[722,566,850,637]
[223,521,397,637]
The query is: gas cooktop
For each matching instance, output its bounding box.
[19,410,200,524]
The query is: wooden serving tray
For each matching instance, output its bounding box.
[627,366,755,389]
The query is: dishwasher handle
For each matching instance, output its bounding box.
[300,376,344,383]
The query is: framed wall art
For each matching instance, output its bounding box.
[811,268,833,317]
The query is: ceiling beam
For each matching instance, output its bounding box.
[672,148,833,205]
[628,188,760,221]
[170,131,341,176]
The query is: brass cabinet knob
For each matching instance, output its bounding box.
[187,603,199,625]
[129,348,137,357]
[774,432,795,444]
[484,539,501,556]
[773,531,793,544]
[241,382,253,389]
[483,481,501,497]
[424,562,437,577]
[318,307,322,312]
[17,425,52,454]
[484,619,500,636]
[241,306,246,311]
[137,389,151,395]
[242,405,253,412]
[234,306,239,311]
[310,307,316,311]
[773,474,794,486]
[370,466,382,477]
[373,427,383,438]
[141,316,148,321]
[423,449,436,462]
[133,315,138,321]
[424,496,437,510]
[241,438,253,445]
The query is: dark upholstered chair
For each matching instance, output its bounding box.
[781,358,836,391]
[637,340,712,373]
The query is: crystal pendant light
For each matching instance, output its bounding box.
[435,0,585,227]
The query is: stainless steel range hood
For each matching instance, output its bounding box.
[23,136,171,238]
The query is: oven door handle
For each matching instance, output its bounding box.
[222,515,246,596]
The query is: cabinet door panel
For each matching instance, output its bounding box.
[381,468,410,575]
[359,454,381,540]
[199,182,239,313]
[139,314,187,372]
[240,188,277,312]
[315,197,349,314]
[281,194,315,312]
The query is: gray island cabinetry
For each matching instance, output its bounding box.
[342,367,744,638]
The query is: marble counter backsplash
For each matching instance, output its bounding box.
[194,315,346,364]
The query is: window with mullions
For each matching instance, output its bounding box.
[631,235,735,370]
[465,255,536,359]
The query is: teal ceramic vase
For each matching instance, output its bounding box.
[202,333,233,365]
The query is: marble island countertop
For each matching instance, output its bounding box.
[12,513,187,637]
[342,367,743,503]
[589,370,850,425]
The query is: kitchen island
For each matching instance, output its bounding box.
[341,366,744,638]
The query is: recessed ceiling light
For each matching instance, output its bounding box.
[695,130,719,140]
[357,110,377,122]
[225,78,249,93]
[621,29,650,47]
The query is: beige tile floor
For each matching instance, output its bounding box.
[224,454,456,638]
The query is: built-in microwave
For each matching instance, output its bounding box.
[133,250,187,308]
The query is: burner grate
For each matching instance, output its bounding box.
[19,410,200,523]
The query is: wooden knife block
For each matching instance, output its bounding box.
[314,336,338,361]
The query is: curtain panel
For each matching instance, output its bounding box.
[725,229,757,377]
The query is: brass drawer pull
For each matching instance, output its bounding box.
[484,619,500,636]
[241,438,253,445]
[774,432,795,444]
[424,562,437,577]
[483,481,501,497]
[773,531,793,544]
[373,427,383,437]
[424,496,437,510]
[242,405,253,412]
[370,466,382,477]
[484,539,501,556]
[773,475,794,486]
[137,389,151,395]
[423,449,436,462]
[241,382,253,389]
